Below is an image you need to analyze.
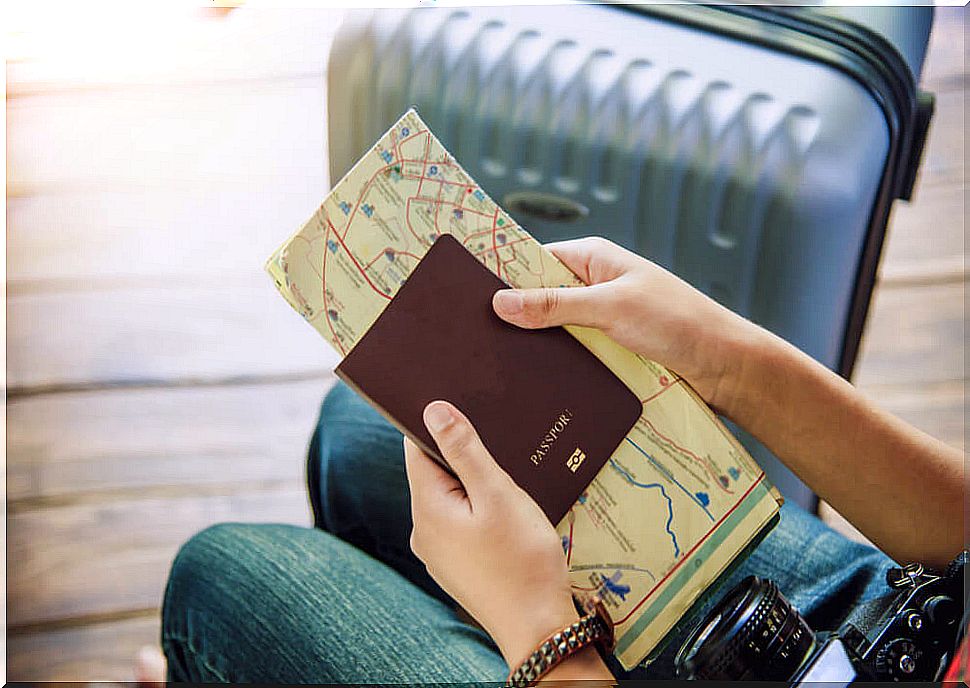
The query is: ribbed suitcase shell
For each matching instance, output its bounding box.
[326,4,931,507]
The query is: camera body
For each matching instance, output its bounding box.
[675,552,967,682]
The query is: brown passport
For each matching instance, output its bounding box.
[335,234,642,524]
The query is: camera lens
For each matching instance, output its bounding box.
[675,576,816,680]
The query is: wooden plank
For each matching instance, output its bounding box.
[914,87,964,190]
[860,380,965,451]
[853,278,965,388]
[7,187,325,284]
[7,7,344,95]
[8,615,160,682]
[6,274,340,391]
[920,6,968,92]
[879,183,965,285]
[7,377,334,502]
[8,488,310,628]
[7,78,328,193]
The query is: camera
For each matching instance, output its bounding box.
[674,552,967,682]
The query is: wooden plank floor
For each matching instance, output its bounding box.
[6,7,344,680]
[6,7,966,681]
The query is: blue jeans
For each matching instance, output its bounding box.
[162,382,895,682]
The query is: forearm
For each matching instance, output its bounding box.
[722,326,965,569]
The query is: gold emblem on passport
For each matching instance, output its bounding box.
[567,447,586,473]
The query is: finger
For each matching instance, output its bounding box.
[402,436,465,510]
[423,401,503,501]
[545,236,640,284]
[492,282,614,330]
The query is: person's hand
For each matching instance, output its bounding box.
[492,237,764,417]
[403,400,579,666]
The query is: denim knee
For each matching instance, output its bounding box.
[164,522,383,682]
[162,523,249,682]
[162,521,504,683]
[163,522,233,629]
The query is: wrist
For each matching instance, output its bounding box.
[495,598,580,667]
[666,303,768,417]
[501,600,616,686]
[542,643,614,683]
[716,321,795,426]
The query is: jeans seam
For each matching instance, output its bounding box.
[163,631,232,682]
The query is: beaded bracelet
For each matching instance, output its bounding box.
[506,596,615,687]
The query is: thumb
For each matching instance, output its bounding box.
[493,284,611,330]
[423,401,503,501]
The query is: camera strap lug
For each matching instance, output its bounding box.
[887,562,924,589]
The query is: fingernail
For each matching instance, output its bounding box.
[494,290,524,315]
[424,401,455,433]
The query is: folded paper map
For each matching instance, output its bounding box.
[266,109,782,669]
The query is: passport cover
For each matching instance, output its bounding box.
[335,233,642,524]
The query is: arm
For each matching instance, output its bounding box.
[493,237,964,569]
[728,327,964,569]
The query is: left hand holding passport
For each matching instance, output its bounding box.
[404,400,587,670]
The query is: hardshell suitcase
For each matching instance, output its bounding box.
[326,4,935,510]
